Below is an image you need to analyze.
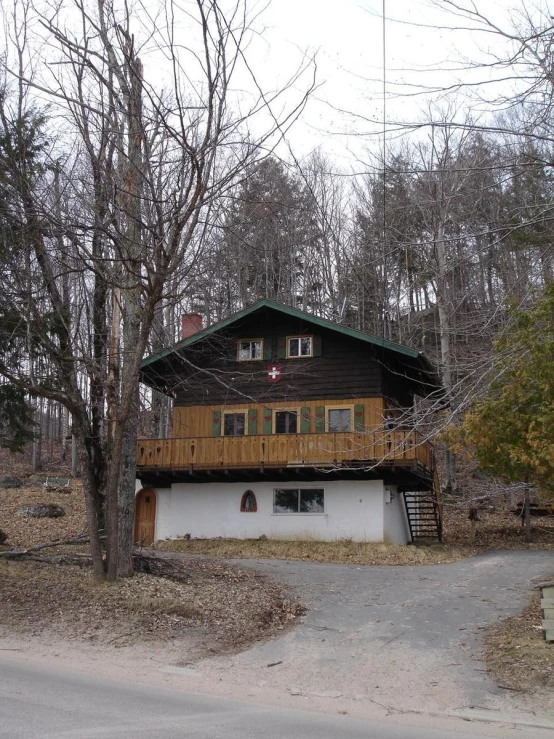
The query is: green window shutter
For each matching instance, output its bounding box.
[277,336,287,359]
[248,408,258,435]
[226,342,238,362]
[313,335,322,356]
[354,403,365,432]
[263,338,272,360]
[212,410,222,436]
[262,408,273,435]
[315,405,325,434]
[300,406,311,433]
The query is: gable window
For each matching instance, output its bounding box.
[223,411,246,436]
[287,336,313,358]
[274,488,325,514]
[237,339,263,361]
[326,406,353,432]
[274,410,298,434]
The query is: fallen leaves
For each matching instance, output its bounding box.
[483,587,554,693]
[0,555,305,656]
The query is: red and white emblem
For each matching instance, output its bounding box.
[267,364,282,383]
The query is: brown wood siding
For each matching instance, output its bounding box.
[172,398,384,438]
[164,316,385,407]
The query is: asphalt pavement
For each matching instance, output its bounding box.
[1,658,551,739]
[188,550,554,720]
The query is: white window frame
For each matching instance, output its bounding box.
[286,335,314,359]
[325,404,355,433]
[237,338,264,362]
[273,407,301,435]
[222,409,248,436]
[272,487,325,515]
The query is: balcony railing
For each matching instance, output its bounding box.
[137,430,434,472]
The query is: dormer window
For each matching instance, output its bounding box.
[237,338,263,361]
[287,336,313,358]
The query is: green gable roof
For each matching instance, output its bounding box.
[140,299,441,393]
[143,299,421,365]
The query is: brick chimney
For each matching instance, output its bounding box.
[181,313,203,340]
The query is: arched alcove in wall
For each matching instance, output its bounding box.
[240,489,257,512]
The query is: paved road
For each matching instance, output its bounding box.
[0,658,551,739]
[191,551,554,722]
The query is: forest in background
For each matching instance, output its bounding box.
[1,0,553,578]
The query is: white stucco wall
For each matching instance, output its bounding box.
[151,479,390,542]
[382,486,410,545]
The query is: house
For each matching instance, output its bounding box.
[135,299,443,546]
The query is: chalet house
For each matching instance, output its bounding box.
[135,300,443,546]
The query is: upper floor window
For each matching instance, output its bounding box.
[327,406,352,432]
[274,410,298,434]
[238,338,263,361]
[223,411,246,436]
[287,336,313,358]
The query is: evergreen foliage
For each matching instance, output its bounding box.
[0,384,35,452]
[461,285,554,492]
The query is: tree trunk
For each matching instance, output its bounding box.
[524,483,532,543]
[435,222,457,494]
[71,434,78,477]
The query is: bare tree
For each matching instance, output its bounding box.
[0,0,314,580]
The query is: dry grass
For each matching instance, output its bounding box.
[0,556,304,654]
[158,504,554,566]
[443,506,554,550]
[158,537,466,565]
[483,583,554,693]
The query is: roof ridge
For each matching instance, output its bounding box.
[141,299,427,368]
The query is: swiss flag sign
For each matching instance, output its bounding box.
[267,364,282,383]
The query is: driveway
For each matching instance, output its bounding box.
[191,551,553,724]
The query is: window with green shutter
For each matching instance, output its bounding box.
[354,403,365,432]
[313,335,322,356]
[248,408,258,435]
[212,410,222,437]
[315,405,325,433]
[300,407,310,433]
[262,408,273,435]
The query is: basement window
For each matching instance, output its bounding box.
[273,488,325,514]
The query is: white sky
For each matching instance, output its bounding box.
[241,0,531,165]
[6,0,533,169]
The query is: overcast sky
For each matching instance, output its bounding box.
[242,0,529,165]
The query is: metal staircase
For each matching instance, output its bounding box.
[403,491,442,542]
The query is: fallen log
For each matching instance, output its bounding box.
[0,535,90,559]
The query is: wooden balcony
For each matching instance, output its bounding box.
[136,430,434,480]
